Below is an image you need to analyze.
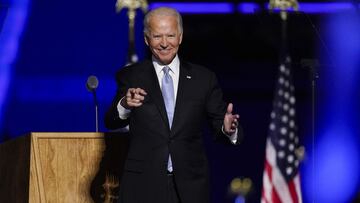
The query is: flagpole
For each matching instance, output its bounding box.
[116,0,148,64]
[280,11,287,61]
[261,1,304,203]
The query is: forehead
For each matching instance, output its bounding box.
[148,15,179,33]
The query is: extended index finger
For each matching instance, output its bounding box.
[135,88,147,96]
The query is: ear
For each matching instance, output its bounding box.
[179,32,183,45]
[144,35,149,46]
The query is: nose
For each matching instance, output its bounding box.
[160,37,168,48]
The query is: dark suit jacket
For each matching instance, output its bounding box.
[105,59,243,203]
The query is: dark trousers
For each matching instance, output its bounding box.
[167,173,181,203]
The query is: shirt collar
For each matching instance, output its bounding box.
[152,55,180,76]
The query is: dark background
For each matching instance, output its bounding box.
[1,0,360,202]
[180,12,315,203]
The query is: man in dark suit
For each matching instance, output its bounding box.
[105,7,243,203]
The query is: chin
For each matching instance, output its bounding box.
[160,58,171,64]
[158,57,174,65]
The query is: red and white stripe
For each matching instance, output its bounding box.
[261,138,303,203]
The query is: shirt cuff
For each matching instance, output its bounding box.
[117,97,131,120]
[222,125,238,144]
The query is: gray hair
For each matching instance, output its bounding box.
[143,7,183,36]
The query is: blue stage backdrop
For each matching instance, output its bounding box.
[0,0,146,138]
[303,11,360,203]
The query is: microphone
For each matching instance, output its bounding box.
[86,75,99,132]
[86,75,99,92]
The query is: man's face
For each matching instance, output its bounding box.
[145,15,183,65]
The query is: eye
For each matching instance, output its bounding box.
[152,35,161,40]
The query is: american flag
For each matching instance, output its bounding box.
[261,57,303,203]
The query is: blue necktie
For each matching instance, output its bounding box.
[162,66,175,128]
[162,66,174,172]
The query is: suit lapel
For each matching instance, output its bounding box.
[171,61,191,135]
[141,61,170,131]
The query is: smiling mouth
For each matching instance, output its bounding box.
[158,49,171,54]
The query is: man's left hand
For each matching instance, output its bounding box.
[223,103,239,135]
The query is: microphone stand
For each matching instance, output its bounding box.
[301,58,319,203]
[310,66,317,203]
[92,89,99,132]
[87,75,99,132]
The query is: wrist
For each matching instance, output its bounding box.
[222,125,230,136]
[120,97,131,110]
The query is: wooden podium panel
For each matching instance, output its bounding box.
[0,132,115,203]
[29,133,105,203]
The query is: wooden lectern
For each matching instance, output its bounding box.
[0,132,129,203]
